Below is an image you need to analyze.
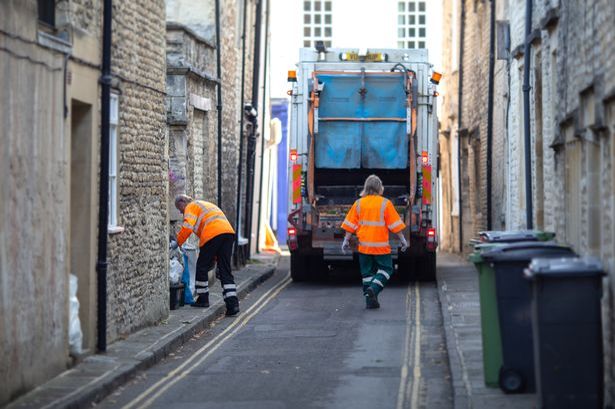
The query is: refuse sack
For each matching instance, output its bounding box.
[69,274,83,356]
[169,257,183,285]
[182,252,195,305]
[182,244,198,294]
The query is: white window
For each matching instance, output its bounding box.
[302,0,333,48]
[109,93,119,228]
[397,1,427,49]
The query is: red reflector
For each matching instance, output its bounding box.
[427,228,436,237]
[288,227,297,236]
[290,149,298,162]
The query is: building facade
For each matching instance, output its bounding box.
[440,0,615,402]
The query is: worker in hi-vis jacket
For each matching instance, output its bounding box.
[341,175,409,309]
[174,194,239,316]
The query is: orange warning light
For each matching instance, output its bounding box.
[430,71,442,85]
[290,149,298,162]
[421,151,429,165]
[288,70,297,82]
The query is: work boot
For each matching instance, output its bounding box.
[225,296,240,317]
[365,287,380,309]
[191,293,210,308]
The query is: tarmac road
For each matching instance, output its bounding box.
[97,256,452,409]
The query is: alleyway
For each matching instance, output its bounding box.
[96,257,453,409]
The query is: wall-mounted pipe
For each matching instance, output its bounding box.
[236,0,248,244]
[215,0,223,207]
[245,0,263,258]
[457,0,466,252]
[96,0,112,353]
[486,0,496,230]
[522,0,533,229]
[255,0,270,253]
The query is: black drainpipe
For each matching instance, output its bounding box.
[457,0,465,252]
[245,0,263,257]
[522,0,533,229]
[486,0,495,230]
[215,0,223,207]
[96,0,112,353]
[255,0,270,253]
[235,0,248,244]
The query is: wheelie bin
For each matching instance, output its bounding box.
[469,245,504,387]
[468,230,555,388]
[525,257,605,409]
[481,241,575,394]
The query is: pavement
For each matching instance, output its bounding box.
[437,252,536,409]
[6,252,279,409]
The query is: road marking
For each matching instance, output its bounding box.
[396,283,414,409]
[122,273,292,409]
[396,283,422,409]
[411,285,422,409]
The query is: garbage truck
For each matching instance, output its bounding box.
[286,47,439,281]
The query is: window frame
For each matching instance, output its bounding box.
[108,93,119,229]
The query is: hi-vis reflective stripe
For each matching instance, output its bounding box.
[388,220,403,230]
[224,291,237,298]
[360,220,385,226]
[377,269,391,280]
[380,199,388,221]
[196,288,209,294]
[183,222,194,229]
[195,280,209,286]
[343,220,358,230]
[185,214,198,221]
[372,278,385,287]
[359,241,390,248]
[223,284,237,290]
[356,198,388,226]
[362,277,372,283]
[201,214,228,229]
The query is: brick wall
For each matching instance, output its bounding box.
[105,0,169,341]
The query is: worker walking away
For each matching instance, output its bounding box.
[174,194,239,316]
[341,175,408,309]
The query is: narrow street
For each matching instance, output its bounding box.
[97,257,453,409]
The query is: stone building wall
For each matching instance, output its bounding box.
[105,0,169,341]
[0,2,69,403]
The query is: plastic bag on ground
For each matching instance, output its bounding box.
[169,258,183,285]
[69,274,83,356]
[182,252,195,304]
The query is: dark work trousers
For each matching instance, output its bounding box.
[195,233,236,301]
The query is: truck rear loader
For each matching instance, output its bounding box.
[286,48,439,282]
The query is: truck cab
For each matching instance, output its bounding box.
[287,47,439,281]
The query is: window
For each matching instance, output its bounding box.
[109,94,119,227]
[397,1,426,49]
[302,0,333,48]
[38,0,55,27]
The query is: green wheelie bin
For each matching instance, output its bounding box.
[468,230,556,387]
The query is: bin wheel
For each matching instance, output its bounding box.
[499,368,524,394]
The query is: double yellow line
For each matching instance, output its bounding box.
[396,283,422,409]
[122,273,292,409]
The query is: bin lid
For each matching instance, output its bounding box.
[481,241,575,263]
[478,230,555,243]
[525,257,605,279]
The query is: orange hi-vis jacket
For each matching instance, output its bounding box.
[177,200,235,247]
[341,195,406,255]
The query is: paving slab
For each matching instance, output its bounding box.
[6,254,279,409]
[437,252,537,409]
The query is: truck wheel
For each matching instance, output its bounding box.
[290,252,309,282]
[396,256,416,282]
[417,252,437,282]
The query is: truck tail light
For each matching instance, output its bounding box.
[426,227,438,251]
[287,227,298,251]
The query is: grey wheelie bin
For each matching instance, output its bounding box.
[525,257,605,409]
[478,230,555,243]
[481,242,575,394]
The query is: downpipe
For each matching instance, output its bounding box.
[457,0,466,252]
[235,0,248,245]
[486,0,496,230]
[215,0,223,207]
[522,0,533,229]
[96,0,112,352]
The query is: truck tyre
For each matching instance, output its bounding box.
[396,256,416,282]
[290,252,309,282]
[417,252,437,281]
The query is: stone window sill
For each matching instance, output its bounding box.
[108,226,125,235]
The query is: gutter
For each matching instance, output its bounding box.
[236,0,248,244]
[96,0,112,352]
[522,0,534,229]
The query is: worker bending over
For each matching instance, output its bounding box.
[341,175,408,309]
[174,194,239,316]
